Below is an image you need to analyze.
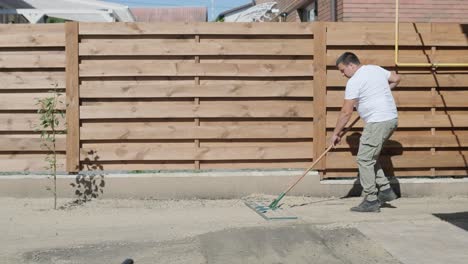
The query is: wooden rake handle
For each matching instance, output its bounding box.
[281,116,360,196]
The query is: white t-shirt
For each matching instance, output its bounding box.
[344,65,398,123]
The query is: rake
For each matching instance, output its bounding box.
[245,116,360,220]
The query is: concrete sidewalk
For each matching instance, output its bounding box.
[1,196,467,263]
[293,196,468,264]
[359,218,468,264]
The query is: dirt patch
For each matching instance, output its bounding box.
[199,225,401,264]
[22,238,204,264]
[22,225,401,264]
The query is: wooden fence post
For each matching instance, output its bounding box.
[194,35,201,170]
[313,22,327,178]
[65,22,80,173]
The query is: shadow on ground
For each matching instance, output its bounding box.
[433,211,468,232]
[340,132,403,200]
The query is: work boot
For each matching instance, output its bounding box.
[350,199,380,213]
[378,188,397,203]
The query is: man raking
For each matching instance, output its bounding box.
[331,52,401,213]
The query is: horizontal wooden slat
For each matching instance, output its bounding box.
[80,143,313,161]
[80,37,314,47]
[81,58,316,65]
[326,112,468,128]
[0,72,66,90]
[328,130,468,148]
[80,39,314,56]
[81,37,313,43]
[0,114,66,131]
[400,90,468,108]
[200,36,314,42]
[0,33,64,48]
[82,160,313,170]
[328,49,423,67]
[79,58,316,66]
[0,135,66,151]
[80,101,314,119]
[198,141,313,147]
[80,161,313,170]
[0,24,64,47]
[80,82,314,98]
[80,79,194,87]
[325,169,468,178]
[327,150,468,168]
[81,122,314,140]
[388,110,468,115]
[79,22,315,35]
[326,22,468,46]
[86,78,312,86]
[81,162,194,171]
[430,49,468,64]
[0,50,64,55]
[82,56,313,65]
[327,90,468,108]
[429,132,468,148]
[200,118,313,124]
[0,154,65,171]
[79,61,314,77]
[0,54,65,68]
[82,141,192,148]
[0,24,64,33]
[0,93,66,110]
[327,70,468,87]
[376,112,466,127]
[399,74,468,88]
[198,78,314,85]
[80,37,194,44]
[327,23,468,34]
[198,57,314,64]
[200,160,312,169]
[327,151,468,169]
[327,49,468,67]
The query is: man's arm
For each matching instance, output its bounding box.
[330,99,356,147]
[388,71,401,89]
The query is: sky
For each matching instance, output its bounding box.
[104,0,252,21]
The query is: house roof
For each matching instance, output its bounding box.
[266,0,312,21]
[0,0,33,8]
[217,1,278,22]
[131,7,207,22]
[0,0,135,22]
[216,0,255,20]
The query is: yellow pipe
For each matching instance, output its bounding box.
[394,0,468,68]
[394,0,399,66]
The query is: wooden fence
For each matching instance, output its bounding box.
[1,22,467,178]
[0,24,66,171]
[74,22,318,172]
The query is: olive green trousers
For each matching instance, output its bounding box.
[357,118,398,201]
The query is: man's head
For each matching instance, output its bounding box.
[336,52,361,78]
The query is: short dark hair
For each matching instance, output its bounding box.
[336,52,360,66]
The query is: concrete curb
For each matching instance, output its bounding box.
[0,170,467,198]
